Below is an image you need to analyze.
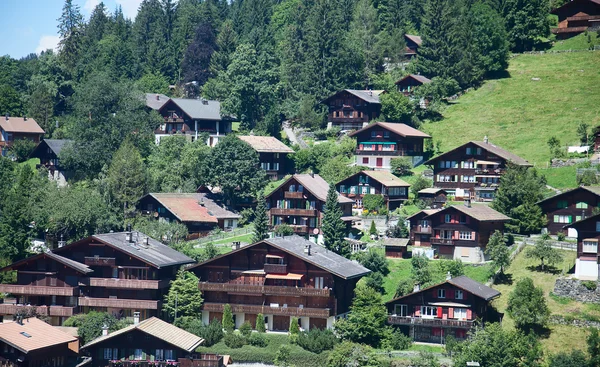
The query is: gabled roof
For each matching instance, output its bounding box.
[424,141,531,166]
[537,186,600,205]
[551,0,600,14]
[383,238,409,247]
[0,251,92,274]
[160,98,222,121]
[29,139,73,159]
[145,93,170,110]
[55,232,195,269]
[404,34,422,46]
[406,209,441,221]
[82,317,204,352]
[268,174,353,203]
[425,204,511,222]
[338,170,410,188]
[395,74,432,85]
[418,188,447,195]
[386,275,500,304]
[144,193,240,222]
[322,90,384,105]
[238,135,294,153]
[0,317,77,354]
[0,117,44,134]
[190,235,371,280]
[348,122,431,138]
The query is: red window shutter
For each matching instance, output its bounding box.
[448,307,454,318]
[359,144,363,149]
[472,232,476,241]
[433,290,437,298]
[447,290,454,299]
[454,231,459,239]
[437,307,443,318]
[467,309,473,320]
[415,308,421,317]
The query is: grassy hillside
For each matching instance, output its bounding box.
[423,51,600,166]
[550,32,600,51]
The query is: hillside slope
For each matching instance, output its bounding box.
[423,52,600,166]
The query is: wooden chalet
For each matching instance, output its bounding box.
[336,170,410,211]
[265,174,355,243]
[424,138,531,201]
[564,213,600,280]
[189,236,370,332]
[348,122,431,169]
[404,34,422,58]
[80,317,228,367]
[551,0,600,39]
[407,209,441,247]
[0,231,194,325]
[29,139,73,187]
[321,90,384,131]
[412,202,510,262]
[395,74,432,96]
[238,136,295,180]
[0,116,44,157]
[0,317,79,367]
[384,238,409,258]
[417,188,448,209]
[386,275,501,343]
[537,186,600,236]
[138,193,241,239]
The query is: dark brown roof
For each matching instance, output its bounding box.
[406,209,441,220]
[537,186,600,205]
[0,117,44,134]
[395,74,432,85]
[0,318,77,354]
[0,251,92,274]
[426,204,511,222]
[551,0,600,14]
[424,141,531,166]
[386,275,500,304]
[348,122,431,138]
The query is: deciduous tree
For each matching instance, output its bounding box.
[502,0,550,52]
[526,234,563,271]
[485,230,511,273]
[506,277,550,332]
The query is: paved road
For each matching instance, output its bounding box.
[282,121,307,149]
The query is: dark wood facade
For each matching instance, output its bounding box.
[564,214,600,280]
[336,171,410,211]
[395,75,431,96]
[404,34,422,58]
[538,187,600,235]
[322,90,382,130]
[29,139,72,186]
[258,152,293,180]
[551,0,600,39]
[417,189,448,209]
[408,210,438,247]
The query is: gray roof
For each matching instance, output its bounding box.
[196,193,242,219]
[448,275,501,301]
[166,98,222,120]
[405,34,422,46]
[383,238,409,247]
[406,209,441,220]
[425,141,531,167]
[45,252,93,274]
[145,93,170,110]
[537,186,600,205]
[292,174,354,204]
[345,90,384,104]
[418,188,446,195]
[427,204,511,222]
[44,139,71,155]
[395,74,432,85]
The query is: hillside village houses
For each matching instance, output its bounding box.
[0,116,45,157]
[564,213,600,280]
[537,186,600,236]
[336,170,410,211]
[551,0,600,39]
[321,89,384,131]
[29,139,73,187]
[238,135,295,180]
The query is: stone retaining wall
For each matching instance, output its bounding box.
[549,315,600,329]
[553,278,600,303]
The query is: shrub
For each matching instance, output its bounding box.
[369,220,378,236]
[381,327,412,351]
[391,157,413,176]
[223,332,246,348]
[557,232,566,241]
[439,259,465,277]
[248,332,269,347]
[289,317,300,343]
[222,304,234,332]
[364,195,386,213]
[582,281,597,291]
[274,344,292,367]
[297,328,338,353]
[274,224,295,236]
[201,318,224,347]
[239,321,253,338]
[505,233,515,247]
[256,313,266,333]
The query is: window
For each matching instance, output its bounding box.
[363,144,375,151]
[459,215,467,224]
[289,185,296,192]
[361,186,369,194]
[134,349,143,360]
[459,231,473,240]
[371,131,377,138]
[388,187,406,196]
[462,161,475,169]
[597,221,600,232]
[557,200,568,209]
[112,268,118,278]
[156,349,164,360]
[437,289,446,298]
[466,147,472,155]
[394,304,408,316]
[583,240,598,253]
[553,215,572,224]
[421,306,436,318]
[576,202,588,209]
[315,277,324,289]
[454,308,467,320]
[103,348,118,360]
[165,350,174,360]
[476,148,482,155]
[384,131,390,138]
[455,290,464,300]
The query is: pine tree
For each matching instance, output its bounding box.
[163,270,203,320]
[57,0,84,72]
[256,313,266,333]
[322,183,350,257]
[252,192,270,243]
[181,22,216,85]
[222,304,235,332]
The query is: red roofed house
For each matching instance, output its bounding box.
[404,34,422,58]
[348,122,431,169]
[238,135,295,180]
[551,0,600,39]
[0,116,45,157]
[322,90,384,131]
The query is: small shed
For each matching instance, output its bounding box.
[384,238,409,258]
[417,188,448,208]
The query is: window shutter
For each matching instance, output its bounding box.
[467,309,473,320]
[448,307,454,318]
[437,307,443,318]
[472,232,476,241]
[433,290,437,298]
[568,215,572,223]
[554,215,559,223]
[447,290,454,299]
[454,231,459,239]
[415,308,421,316]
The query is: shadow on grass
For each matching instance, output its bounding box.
[494,272,513,285]
[526,265,562,275]
[486,70,512,80]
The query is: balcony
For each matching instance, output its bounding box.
[84,256,116,266]
[269,208,317,217]
[290,225,308,234]
[78,297,159,310]
[198,282,332,297]
[202,302,332,318]
[0,284,77,296]
[355,149,403,157]
[0,304,48,315]
[284,191,304,199]
[264,264,287,274]
[164,117,184,123]
[87,278,169,290]
[474,169,503,175]
[179,355,224,367]
[109,362,179,367]
[431,238,455,246]
[49,305,76,317]
[388,315,474,328]
[412,226,432,234]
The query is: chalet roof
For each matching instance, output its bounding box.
[404,34,422,46]
[162,98,222,121]
[406,209,441,220]
[551,0,600,14]
[145,193,240,221]
[0,117,44,134]
[424,141,531,166]
[0,251,92,274]
[238,135,294,153]
[418,188,447,195]
[270,174,353,204]
[563,212,600,229]
[145,93,170,110]
[82,317,204,352]
[190,235,371,280]
[0,317,77,354]
[383,238,409,247]
[537,186,600,205]
[349,122,431,138]
[360,171,411,187]
[426,204,511,222]
[395,74,432,85]
[322,90,384,105]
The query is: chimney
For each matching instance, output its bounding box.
[309,172,314,178]
[5,114,8,121]
[446,271,452,281]
[125,224,133,243]
[201,98,208,105]
[58,234,66,248]
[23,115,27,121]
[143,237,149,246]
[156,95,160,101]
[198,198,205,206]
[232,241,241,250]
[304,244,311,255]
[368,89,373,96]
[101,324,109,336]
[413,283,420,292]
[464,198,471,208]
[483,136,489,144]
[133,312,140,325]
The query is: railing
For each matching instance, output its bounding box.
[109,361,178,367]
[0,284,77,296]
[195,227,253,245]
[566,15,600,22]
[178,356,224,367]
[198,282,332,297]
[330,117,368,123]
[284,191,304,199]
[0,304,49,315]
[355,150,404,157]
[474,169,503,175]
[164,117,184,123]
[431,238,455,246]
[202,302,332,318]
[290,225,309,234]
[413,226,432,234]
[87,278,169,290]
[84,257,116,266]
[388,315,474,328]
[49,305,76,317]
[78,297,159,310]
[263,264,287,274]
[269,208,318,217]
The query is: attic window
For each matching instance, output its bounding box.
[20,332,32,338]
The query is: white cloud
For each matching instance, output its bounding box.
[35,35,60,54]
[83,0,101,14]
[116,0,144,19]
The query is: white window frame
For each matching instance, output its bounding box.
[421,306,436,318]
[394,304,408,317]
[134,349,143,360]
[459,231,472,240]
[438,289,446,298]
[455,290,464,300]
[583,240,598,253]
[454,307,467,320]
[156,349,164,361]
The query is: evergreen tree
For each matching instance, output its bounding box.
[470,2,509,75]
[172,0,205,61]
[163,270,203,320]
[210,20,239,76]
[181,23,217,86]
[485,230,511,273]
[252,192,270,243]
[132,0,172,78]
[222,304,235,332]
[57,0,84,72]
[502,0,550,52]
[348,0,381,87]
[322,183,349,257]
[256,313,266,333]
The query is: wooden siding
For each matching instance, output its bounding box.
[87,278,169,290]
[198,282,332,297]
[78,297,159,310]
[0,284,77,296]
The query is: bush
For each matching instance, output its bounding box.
[201,318,225,347]
[505,233,515,247]
[274,224,295,236]
[557,232,566,241]
[248,332,269,347]
[289,317,300,343]
[222,304,234,332]
[439,259,464,277]
[582,281,597,291]
[391,157,413,176]
[363,194,386,213]
[256,313,266,333]
[240,321,253,338]
[297,328,338,354]
[223,332,247,348]
[381,327,412,351]
[9,139,37,162]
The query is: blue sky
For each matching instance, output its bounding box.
[0,0,143,59]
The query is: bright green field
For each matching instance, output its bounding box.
[422,52,600,166]
[550,32,600,51]
[539,166,578,189]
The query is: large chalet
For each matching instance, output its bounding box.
[409,202,510,263]
[537,186,600,236]
[424,138,531,201]
[0,116,45,156]
[336,170,410,211]
[348,122,431,169]
[564,213,600,280]
[551,0,600,39]
[0,231,194,325]
[321,90,384,131]
[386,275,501,343]
[238,135,295,180]
[29,139,73,186]
[265,174,355,243]
[189,236,370,332]
[407,209,441,248]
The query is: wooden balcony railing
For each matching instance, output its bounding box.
[431,238,455,246]
[412,226,431,234]
[84,256,116,266]
[198,282,332,297]
[202,302,332,318]
[264,264,287,274]
[78,297,159,310]
[290,225,309,234]
[0,284,77,296]
[355,150,404,157]
[388,315,474,328]
[0,304,49,315]
[284,191,304,199]
[49,305,76,317]
[164,117,185,123]
[87,278,169,290]
[269,208,318,217]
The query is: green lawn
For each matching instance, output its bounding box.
[540,166,578,189]
[210,233,254,246]
[422,52,600,166]
[550,32,600,51]
[264,175,290,196]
